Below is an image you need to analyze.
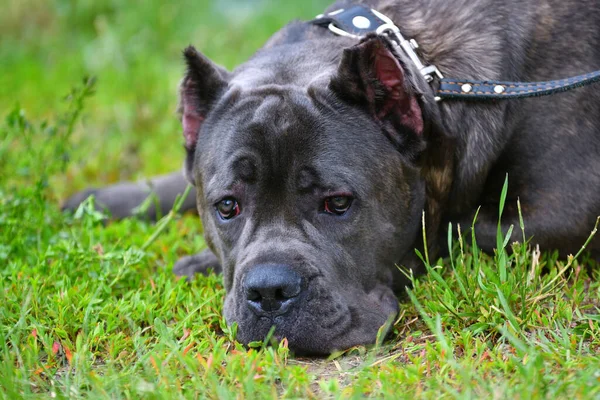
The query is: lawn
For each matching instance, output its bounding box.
[1,0,599,398]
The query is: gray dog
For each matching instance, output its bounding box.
[64,0,600,354]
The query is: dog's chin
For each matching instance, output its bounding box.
[224,284,399,356]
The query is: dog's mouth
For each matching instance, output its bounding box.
[223,270,399,355]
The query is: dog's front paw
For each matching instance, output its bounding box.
[62,183,153,220]
[173,249,222,278]
[62,188,101,212]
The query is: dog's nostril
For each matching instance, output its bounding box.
[274,288,283,300]
[243,264,303,315]
[247,289,261,302]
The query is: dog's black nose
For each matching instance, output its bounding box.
[244,264,302,316]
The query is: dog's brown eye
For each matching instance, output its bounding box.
[216,198,240,220]
[324,196,353,215]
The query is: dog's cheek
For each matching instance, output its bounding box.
[183,148,197,186]
[222,291,239,328]
[223,281,267,344]
[197,206,229,280]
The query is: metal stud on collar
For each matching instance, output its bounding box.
[494,85,506,94]
[352,15,371,29]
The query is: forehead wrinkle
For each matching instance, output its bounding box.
[243,91,315,161]
[203,174,225,203]
[296,166,320,192]
[230,152,258,183]
[312,157,370,196]
[246,84,299,97]
[205,148,262,200]
[251,94,294,137]
[225,94,263,118]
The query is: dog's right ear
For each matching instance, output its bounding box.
[329,36,427,159]
[180,46,230,184]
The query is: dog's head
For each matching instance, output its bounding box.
[180,36,439,355]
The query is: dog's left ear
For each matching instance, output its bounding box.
[180,46,230,184]
[330,36,425,151]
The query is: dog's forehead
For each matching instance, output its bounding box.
[231,41,339,90]
[200,87,389,194]
[207,88,319,162]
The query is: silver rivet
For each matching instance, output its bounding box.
[494,85,506,94]
[352,16,371,29]
[409,39,419,49]
[461,83,473,93]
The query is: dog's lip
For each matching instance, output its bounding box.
[320,307,352,331]
[247,297,298,318]
[325,307,359,343]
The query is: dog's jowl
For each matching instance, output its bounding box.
[64,0,600,354]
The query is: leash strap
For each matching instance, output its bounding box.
[311,5,600,101]
[437,71,600,99]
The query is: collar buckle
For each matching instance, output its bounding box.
[314,6,443,89]
[369,9,444,84]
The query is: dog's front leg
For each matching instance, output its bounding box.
[454,202,599,256]
[173,249,222,278]
[62,171,197,221]
[453,204,523,254]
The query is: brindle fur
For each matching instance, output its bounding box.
[64,0,600,353]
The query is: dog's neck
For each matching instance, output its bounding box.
[256,0,534,82]
[230,0,533,137]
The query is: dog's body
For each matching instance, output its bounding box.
[64,0,600,354]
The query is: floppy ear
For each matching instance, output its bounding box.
[329,36,425,155]
[180,46,230,184]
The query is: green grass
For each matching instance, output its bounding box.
[2,1,600,398]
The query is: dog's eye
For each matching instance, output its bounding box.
[216,198,241,220]
[324,196,353,215]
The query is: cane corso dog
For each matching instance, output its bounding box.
[64,0,600,354]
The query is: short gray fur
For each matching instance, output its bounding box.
[64,0,600,354]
